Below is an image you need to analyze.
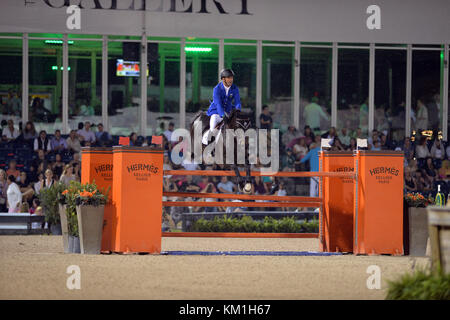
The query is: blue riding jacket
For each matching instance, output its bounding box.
[206,82,241,117]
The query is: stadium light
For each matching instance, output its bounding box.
[184,47,212,53]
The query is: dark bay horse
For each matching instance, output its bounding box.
[190,109,254,191]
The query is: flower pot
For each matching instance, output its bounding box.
[58,204,69,253]
[76,205,105,254]
[404,207,429,256]
[68,235,81,253]
[427,206,450,274]
[50,223,62,235]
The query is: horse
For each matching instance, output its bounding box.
[190,109,254,191]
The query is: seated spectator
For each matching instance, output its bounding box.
[430,139,445,169]
[6,175,22,213]
[368,130,380,149]
[50,130,68,153]
[60,164,77,186]
[22,121,38,145]
[252,175,269,195]
[2,119,20,142]
[34,130,52,155]
[379,133,393,150]
[417,171,433,195]
[95,123,112,147]
[198,176,217,193]
[260,105,273,130]
[321,126,337,144]
[163,122,175,143]
[400,138,414,160]
[17,171,34,204]
[52,153,65,179]
[6,160,21,181]
[217,176,236,194]
[303,126,315,147]
[423,157,437,182]
[32,149,50,174]
[339,127,351,147]
[347,137,357,151]
[33,173,45,196]
[404,171,417,192]
[29,198,40,215]
[179,175,200,193]
[129,132,141,147]
[77,121,96,146]
[371,140,382,151]
[282,126,301,148]
[331,137,346,151]
[292,137,308,161]
[0,169,7,212]
[415,137,431,167]
[72,161,81,181]
[67,130,82,155]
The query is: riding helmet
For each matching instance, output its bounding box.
[220,68,235,79]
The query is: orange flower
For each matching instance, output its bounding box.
[62,190,68,195]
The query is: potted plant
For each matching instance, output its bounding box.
[403,192,434,256]
[75,182,108,254]
[39,182,66,235]
[58,181,85,253]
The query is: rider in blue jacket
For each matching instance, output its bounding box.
[202,69,241,145]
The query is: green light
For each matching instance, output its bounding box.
[51,66,71,71]
[45,40,74,45]
[185,47,212,53]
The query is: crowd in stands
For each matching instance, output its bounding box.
[1,113,449,229]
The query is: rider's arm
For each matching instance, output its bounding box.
[213,86,225,117]
[233,87,242,111]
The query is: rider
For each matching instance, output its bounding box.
[202,68,241,145]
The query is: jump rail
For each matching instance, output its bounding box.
[163,192,321,202]
[163,201,322,208]
[164,170,356,178]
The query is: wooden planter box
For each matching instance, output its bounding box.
[427,206,450,274]
[403,207,429,256]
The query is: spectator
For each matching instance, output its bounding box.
[303,96,329,134]
[253,175,269,195]
[2,119,20,142]
[340,127,351,147]
[34,130,51,155]
[29,198,41,215]
[292,137,308,161]
[415,98,428,132]
[77,121,96,145]
[52,153,65,179]
[259,105,273,130]
[6,175,22,213]
[72,162,81,181]
[404,171,418,192]
[282,126,301,147]
[43,169,55,189]
[282,148,296,171]
[17,171,34,204]
[415,137,431,167]
[79,99,95,116]
[50,130,68,153]
[60,164,77,186]
[129,132,141,146]
[163,122,175,142]
[430,139,445,168]
[95,123,112,147]
[348,138,357,151]
[300,142,321,198]
[276,182,288,212]
[422,157,437,183]
[6,160,20,181]
[217,176,236,194]
[368,130,379,149]
[7,90,21,115]
[198,176,217,193]
[0,169,7,212]
[66,130,82,154]
[331,137,346,151]
[32,149,50,174]
[23,121,38,144]
[157,122,165,136]
[303,126,315,147]
[33,173,45,196]
[322,127,337,144]
[400,138,414,160]
[179,175,200,193]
